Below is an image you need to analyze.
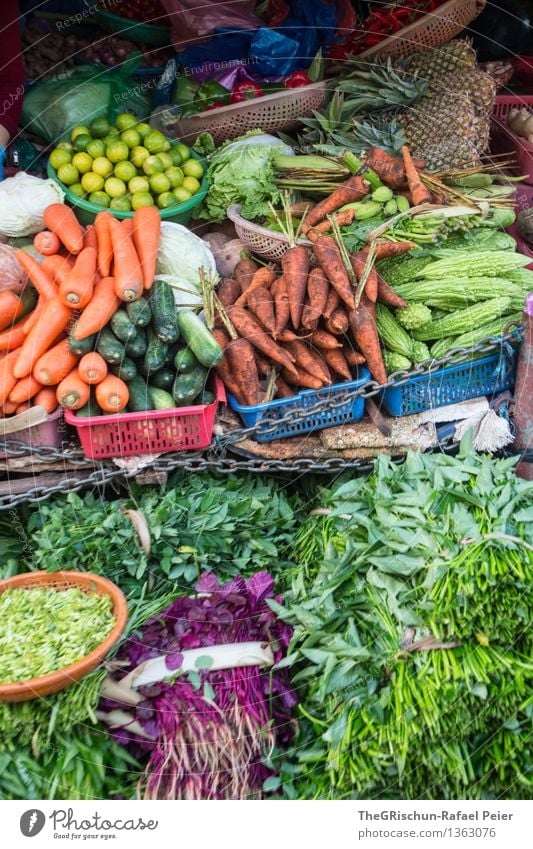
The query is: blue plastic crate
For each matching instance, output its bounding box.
[228,368,370,443]
[381,350,518,417]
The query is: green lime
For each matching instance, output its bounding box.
[130,145,149,169]
[168,147,182,166]
[73,133,92,153]
[69,183,86,198]
[71,124,90,141]
[106,125,120,137]
[106,141,129,164]
[128,175,149,194]
[88,191,111,208]
[135,122,151,139]
[114,160,137,183]
[182,175,200,195]
[175,143,191,162]
[157,191,177,210]
[110,196,132,211]
[165,166,184,188]
[115,113,138,131]
[89,117,110,139]
[101,134,117,147]
[57,141,74,153]
[87,139,106,158]
[92,157,114,178]
[149,173,171,194]
[131,191,154,210]
[120,128,141,149]
[142,155,165,176]
[49,148,72,170]
[173,186,192,203]
[156,152,173,169]
[57,163,80,186]
[72,152,93,174]
[81,172,105,193]
[144,130,167,154]
[182,159,204,180]
[105,177,127,198]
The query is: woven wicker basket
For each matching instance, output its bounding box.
[360,0,486,61]
[227,204,312,261]
[0,571,128,703]
[151,81,328,147]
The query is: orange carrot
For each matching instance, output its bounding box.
[308,208,355,235]
[109,217,144,302]
[301,267,329,331]
[351,252,378,303]
[343,345,366,367]
[121,217,135,241]
[23,297,45,334]
[313,236,355,311]
[217,277,241,308]
[0,348,23,404]
[276,328,299,343]
[323,287,340,320]
[41,254,74,287]
[0,315,28,351]
[16,251,57,300]
[366,241,416,261]
[234,257,258,291]
[401,145,431,205]
[9,374,42,405]
[0,291,24,332]
[271,275,290,338]
[33,338,79,385]
[95,375,129,412]
[376,273,408,309]
[234,265,276,307]
[302,175,368,233]
[83,224,98,251]
[15,402,31,414]
[133,206,160,290]
[275,375,294,398]
[325,306,349,336]
[229,307,298,377]
[13,297,72,379]
[94,211,114,278]
[56,368,91,410]
[33,386,58,414]
[1,400,18,415]
[364,148,407,190]
[254,350,272,377]
[59,247,97,308]
[43,203,84,254]
[284,339,331,384]
[309,329,343,350]
[281,366,323,391]
[349,295,386,384]
[34,230,61,256]
[323,348,352,381]
[225,337,262,406]
[247,286,276,336]
[78,352,108,384]
[212,329,245,402]
[281,245,310,330]
[72,276,120,340]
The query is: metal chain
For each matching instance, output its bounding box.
[0,329,520,510]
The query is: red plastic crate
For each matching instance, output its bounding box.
[508,182,533,269]
[65,378,225,459]
[492,95,533,184]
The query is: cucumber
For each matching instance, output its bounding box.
[69,326,96,356]
[19,285,38,318]
[149,387,175,410]
[150,367,175,390]
[96,327,125,364]
[127,297,151,327]
[150,279,179,343]
[196,389,215,406]
[165,341,181,365]
[174,346,197,373]
[111,310,138,342]
[176,310,223,367]
[144,328,168,373]
[127,376,153,412]
[172,365,207,406]
[76,391,100,418]
[110,357,138,382]
[124,327,147,358]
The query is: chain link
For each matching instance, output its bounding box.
[0,329,520,510]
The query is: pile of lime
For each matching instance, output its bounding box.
[48,113,204,212]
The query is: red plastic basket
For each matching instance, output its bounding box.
[492,94,533,184]
[65,378,225,459]
[508,182,533,269]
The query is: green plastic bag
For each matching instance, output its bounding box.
[21,57,151,143]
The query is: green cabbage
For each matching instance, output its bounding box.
[156,222,216,308]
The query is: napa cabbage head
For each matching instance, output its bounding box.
[197,131,294,222]
[156,222,216,308]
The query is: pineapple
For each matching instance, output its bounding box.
[401,39,477,80]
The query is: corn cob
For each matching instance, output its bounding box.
[417,252,531,279]
[413,296,512,341]
[376,304,414,358]
[430,312,522,359]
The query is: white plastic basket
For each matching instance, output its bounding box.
[151,82,328,147]
[227,204,312,261]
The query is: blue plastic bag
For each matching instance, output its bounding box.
[250,28,301,77]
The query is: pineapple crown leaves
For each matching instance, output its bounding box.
[335,57,428,112]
